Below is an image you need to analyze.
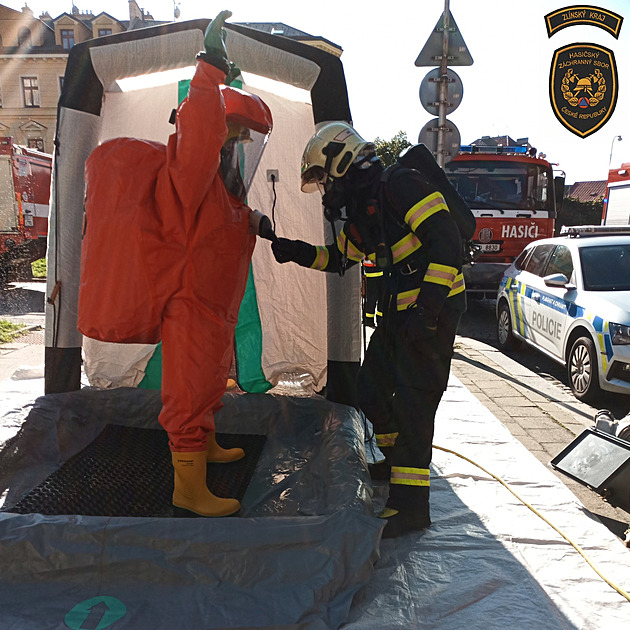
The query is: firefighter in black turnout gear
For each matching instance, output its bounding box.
[272,122,466,538]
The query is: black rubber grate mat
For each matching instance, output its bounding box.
[5,425,265,518]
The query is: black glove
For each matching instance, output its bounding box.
[403,306,438,343]
[272,238,300,263]
[271,238,314,266]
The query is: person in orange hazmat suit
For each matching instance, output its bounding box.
[78,10,273,518]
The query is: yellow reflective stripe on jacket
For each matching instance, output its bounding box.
[404,192,448,231]
[337,229,421,267]
[391,231,422,265]
[423,263,458,288]
[396,289,419,310]
[365,269,383,278]
[449,273,465,296]
[336,228,364,262]
[394,273,465,310]
[310,246,329,271]
[390,466,430,487]
[376,432,398,448]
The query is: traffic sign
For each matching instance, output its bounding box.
[415,9,473,67]
[418,118,461,160]
[419,68,463,116]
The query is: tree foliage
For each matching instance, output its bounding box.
[555,197,604,235]
[373,131,412,168]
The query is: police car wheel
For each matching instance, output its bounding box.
[568,336,602,402]
[497,301,520,351]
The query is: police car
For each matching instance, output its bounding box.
[496,225,630,402]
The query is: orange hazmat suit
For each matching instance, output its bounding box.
[79,60,272,452]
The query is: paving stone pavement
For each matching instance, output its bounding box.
[452,334,630,541]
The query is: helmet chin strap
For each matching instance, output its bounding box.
[317,141,346,275]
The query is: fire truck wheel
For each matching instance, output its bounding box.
[568,336,602,403]
[496,300,521,352]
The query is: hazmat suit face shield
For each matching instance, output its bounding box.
[220,85,273,201]
[220,123,270,201]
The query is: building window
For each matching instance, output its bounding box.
[22,77,40,107]
[61,29,75,49]
[27,138,44,151]
[58,76,64,95]
[18,28,31,47]
[98,28,112,37]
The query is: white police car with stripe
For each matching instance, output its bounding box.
[496,225,630,402]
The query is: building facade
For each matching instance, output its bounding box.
[0,2,163,153]
[0,4,342,155]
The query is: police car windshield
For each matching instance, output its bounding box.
[580,244,630,291]
[445,161,553,211]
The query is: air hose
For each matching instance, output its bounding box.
[433,444,630,603]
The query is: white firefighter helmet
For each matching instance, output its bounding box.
[300,121,375,193]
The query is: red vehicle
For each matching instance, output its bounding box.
[602,162,630,225]
[444,145,564,297]
[0,137,52,278]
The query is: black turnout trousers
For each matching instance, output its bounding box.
[357,292,465,512]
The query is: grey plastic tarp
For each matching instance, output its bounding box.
[1,371,630,628]
[0,387,383,629]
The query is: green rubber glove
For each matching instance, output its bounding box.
[204,10,231,65]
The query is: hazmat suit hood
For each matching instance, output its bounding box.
[220,85,273,200]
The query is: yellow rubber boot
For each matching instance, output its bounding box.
[172,451,240,517]
[206,431,244,463]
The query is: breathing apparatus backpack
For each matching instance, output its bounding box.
[381,143,477,263]
[325,143,477,274]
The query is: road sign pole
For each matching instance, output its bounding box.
[437,0,450,167]
[416,0,472,164]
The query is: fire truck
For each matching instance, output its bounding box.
[0,137,52,280]
[444,145,565,297]
[602,162,630,225]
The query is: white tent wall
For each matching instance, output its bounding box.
[98,82,180,143]
[45,20,359,400]
[246,86,329,389]
[83,80,333,390]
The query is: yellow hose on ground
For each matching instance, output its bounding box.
[433,444,630,603]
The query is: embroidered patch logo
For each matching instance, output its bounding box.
[545,5,623,38]
[549,43,618,138]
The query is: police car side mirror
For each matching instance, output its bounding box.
[544,273,575,290]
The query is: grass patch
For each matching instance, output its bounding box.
[31,258,46,278]
[0,320,28,344]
